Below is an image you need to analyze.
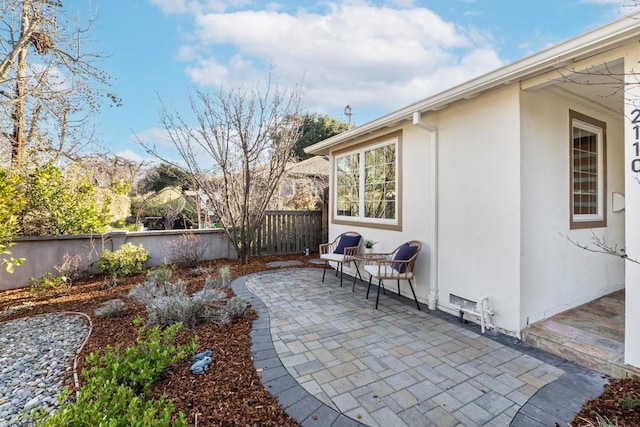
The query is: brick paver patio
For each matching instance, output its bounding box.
[233,268,606,426]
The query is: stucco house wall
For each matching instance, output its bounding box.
[519,87,625,329]
[435,85,522,334]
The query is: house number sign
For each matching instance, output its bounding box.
[631,108,640,173]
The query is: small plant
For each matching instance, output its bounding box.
[620,394,640,410]
[34,320,195,426]
[226,296,248,319]
[579,414,620,427]
[29,272,70,297]
[364,239,377,249]
[191,266,214,277]
[146,261,174,285]
[94,299,129,318]
[165,233,206,267]
[54,252,85,286]
[97,243,150,286]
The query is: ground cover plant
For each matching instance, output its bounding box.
[1,254,639,426]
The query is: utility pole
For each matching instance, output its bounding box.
[344,105,353,128]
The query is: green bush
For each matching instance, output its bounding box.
[21,164,112,236]
[97,243,150,285]
[29,272,70,297]
[0,169,26,273]
[620,394,640,410]
[35,320,195,426]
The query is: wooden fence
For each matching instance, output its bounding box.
[252,210,323,256]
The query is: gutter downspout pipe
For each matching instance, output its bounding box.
[412,111,439,310]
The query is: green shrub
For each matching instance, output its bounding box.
[97,243,150,286]
[620,394,640,410]
[36,383,186,427]
[83,321,196,394]
[0,169,26,273]
[35,320,195,426]
[29,272,70,297]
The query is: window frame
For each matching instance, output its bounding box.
[332,130,402,231]
[569,110,607,229]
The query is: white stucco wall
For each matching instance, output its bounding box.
[519,88,625,329]
[435,86,523,334]
[624,49,640,368]
[327,86,523,334]
[327,125,434,305]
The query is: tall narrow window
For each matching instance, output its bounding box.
[336,153,359,217]
[570,110,606,229]
[333,131,401,230]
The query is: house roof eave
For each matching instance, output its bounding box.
[304,12,640,156]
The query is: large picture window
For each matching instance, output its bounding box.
[334,132,401,230]
[570,110,606,229]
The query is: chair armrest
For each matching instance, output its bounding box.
[372,258,416,278]
[319,236,340,255]
[342,245,361,260]
[319,242,332,255]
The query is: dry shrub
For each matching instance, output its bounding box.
[165,233,206,267]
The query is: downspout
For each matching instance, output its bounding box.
[412,112,439,310]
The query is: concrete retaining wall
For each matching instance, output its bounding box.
[0,229,237,291]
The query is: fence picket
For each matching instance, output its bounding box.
[254,210,322,256]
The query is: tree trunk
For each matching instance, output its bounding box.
[11,2,29,168]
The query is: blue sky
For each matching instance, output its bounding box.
[79,0,632,162]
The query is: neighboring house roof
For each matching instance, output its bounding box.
[305,12,640,155]
[285,155,329,177]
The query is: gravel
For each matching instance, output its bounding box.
[0,313,90,426]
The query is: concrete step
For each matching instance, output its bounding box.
[522,320,640,379]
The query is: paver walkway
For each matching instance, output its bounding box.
[233,268,607,426]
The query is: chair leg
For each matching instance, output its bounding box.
[339,262,343,287]
[375,279,383,309]
[366,275,373,299]
[397,280,401,296]
[354,262,363,281]
[322,260,328,282]
[408,279,421,311]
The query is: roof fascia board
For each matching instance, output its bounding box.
[521,44,629,91]
[305,13,640,155]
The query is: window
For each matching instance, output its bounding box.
[334,131,401,230]
[570,110,606,229]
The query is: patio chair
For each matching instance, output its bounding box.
[364,240,422,310]
[319,231,363,287]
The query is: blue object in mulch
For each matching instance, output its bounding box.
[190,349,213,375]
[191,349,213,362]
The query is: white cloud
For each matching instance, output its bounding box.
[177,2,503,113]
[115,149,146,163]
[130,127,174,148]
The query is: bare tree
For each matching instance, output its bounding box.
[0,0,113,168]
[142,78,304,264]
[566,231,640,265]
